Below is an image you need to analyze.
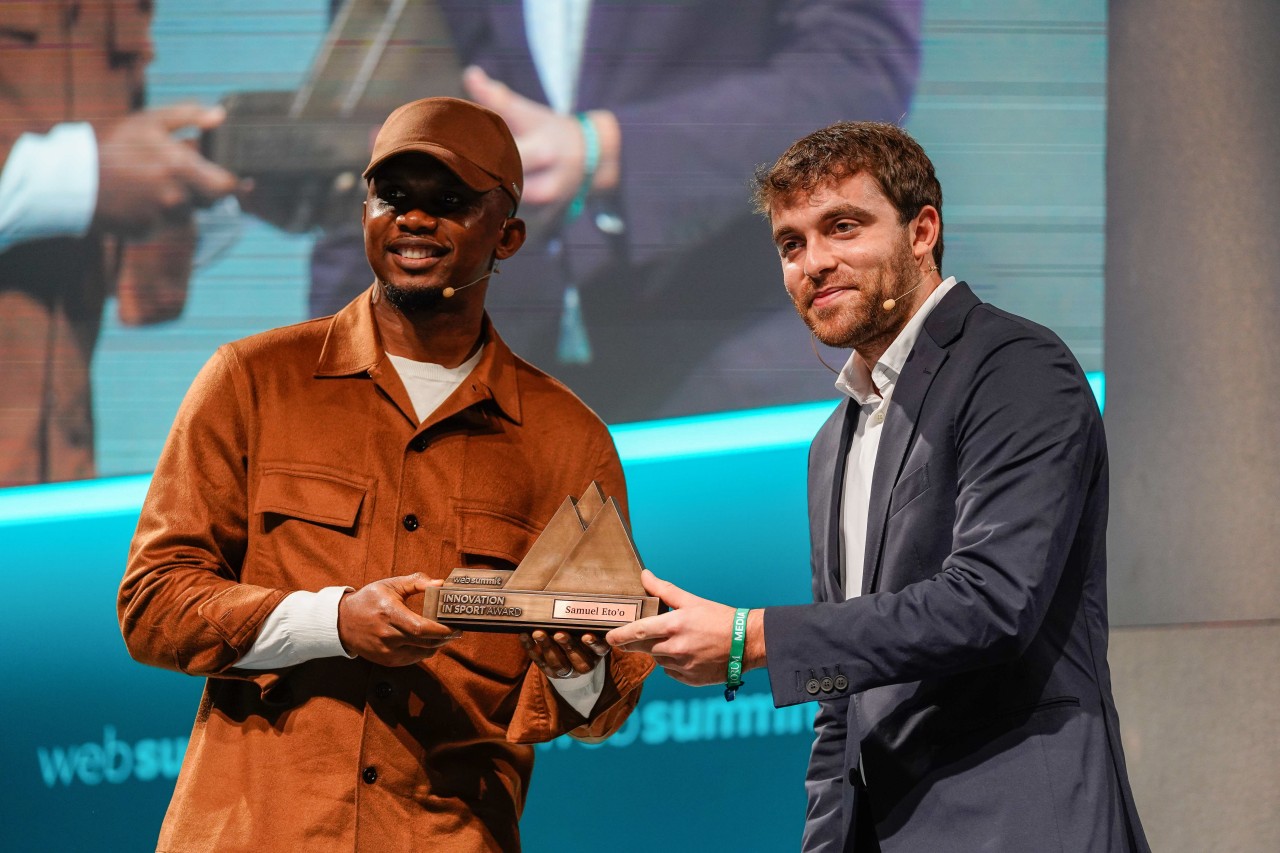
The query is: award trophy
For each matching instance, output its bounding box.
[422,484,663,633]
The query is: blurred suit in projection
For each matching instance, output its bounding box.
[310,0,922,421]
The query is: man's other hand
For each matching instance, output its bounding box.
[606,570,765,687]
[93,103,242,236]
[520,629,610,679]
[337,574,461,667]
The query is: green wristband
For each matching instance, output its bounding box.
[567,112,600,221]
[724,607,749,701]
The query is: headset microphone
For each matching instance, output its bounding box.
[881,265,940,311]
[442,264,501,299]
[882,281,922,312]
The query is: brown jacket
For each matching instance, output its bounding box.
[119,291,653,852]
[0,0,191,485]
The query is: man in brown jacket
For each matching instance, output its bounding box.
[119,97,652,852]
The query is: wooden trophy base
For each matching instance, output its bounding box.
[422,569,662,633]
[422,484,661,634]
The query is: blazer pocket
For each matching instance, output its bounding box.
[454,503,540,570]
[888,462,931,519]
[946,695,1083,737]
[252,468,370,583]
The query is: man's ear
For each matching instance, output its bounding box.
[495,216,527,261]
[910,205,940,264]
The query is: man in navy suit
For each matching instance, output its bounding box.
[609,122,1150,851]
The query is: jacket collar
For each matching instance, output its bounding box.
[922,279,980,349]
[314,288,524,425]
[861,281,980,593]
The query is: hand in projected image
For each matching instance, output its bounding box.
[462,66,619,211]
[92,103,244,237]
[606,570,765,686]
[337,574,461,666]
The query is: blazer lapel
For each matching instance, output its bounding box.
[862,282,980,594]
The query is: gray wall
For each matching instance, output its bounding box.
[1106,0,1280,848]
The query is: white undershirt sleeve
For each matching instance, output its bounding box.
[547,658,607,717]
[235,586,356,670]
[0,122,98,253]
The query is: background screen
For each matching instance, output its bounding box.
[0,0,1105,485]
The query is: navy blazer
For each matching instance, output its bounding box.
[764,283,1150,852]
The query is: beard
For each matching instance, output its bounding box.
[378,278,445,313]
[799,236,920,350]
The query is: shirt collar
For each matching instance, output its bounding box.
[315,286,524,425]
[835,276,958,405]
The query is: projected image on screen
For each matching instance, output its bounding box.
[0,0,1104,486]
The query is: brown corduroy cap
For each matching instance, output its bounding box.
[363,97,523,210]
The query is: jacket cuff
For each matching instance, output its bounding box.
[195,584,290,665]
[765,604,821,707]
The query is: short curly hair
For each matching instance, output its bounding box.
[752,121,943,268]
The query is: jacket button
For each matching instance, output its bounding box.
[374,681,393,699]
[820,676,834,693]
[402,514,419,531]
[410,435,428,452]
[805,678,821,695]
[834,675,849,691]
[363,766,378,784]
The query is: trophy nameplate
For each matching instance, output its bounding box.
[423,484,663,633]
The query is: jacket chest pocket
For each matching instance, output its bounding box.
[454,502,540,572]
[0,4,45,44]
[888,462,932,520]
[251,467,372,587]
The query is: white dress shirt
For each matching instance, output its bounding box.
[837,276,957,598]
[523,0,593,114]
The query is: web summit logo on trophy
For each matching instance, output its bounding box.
[423,484,662,632]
